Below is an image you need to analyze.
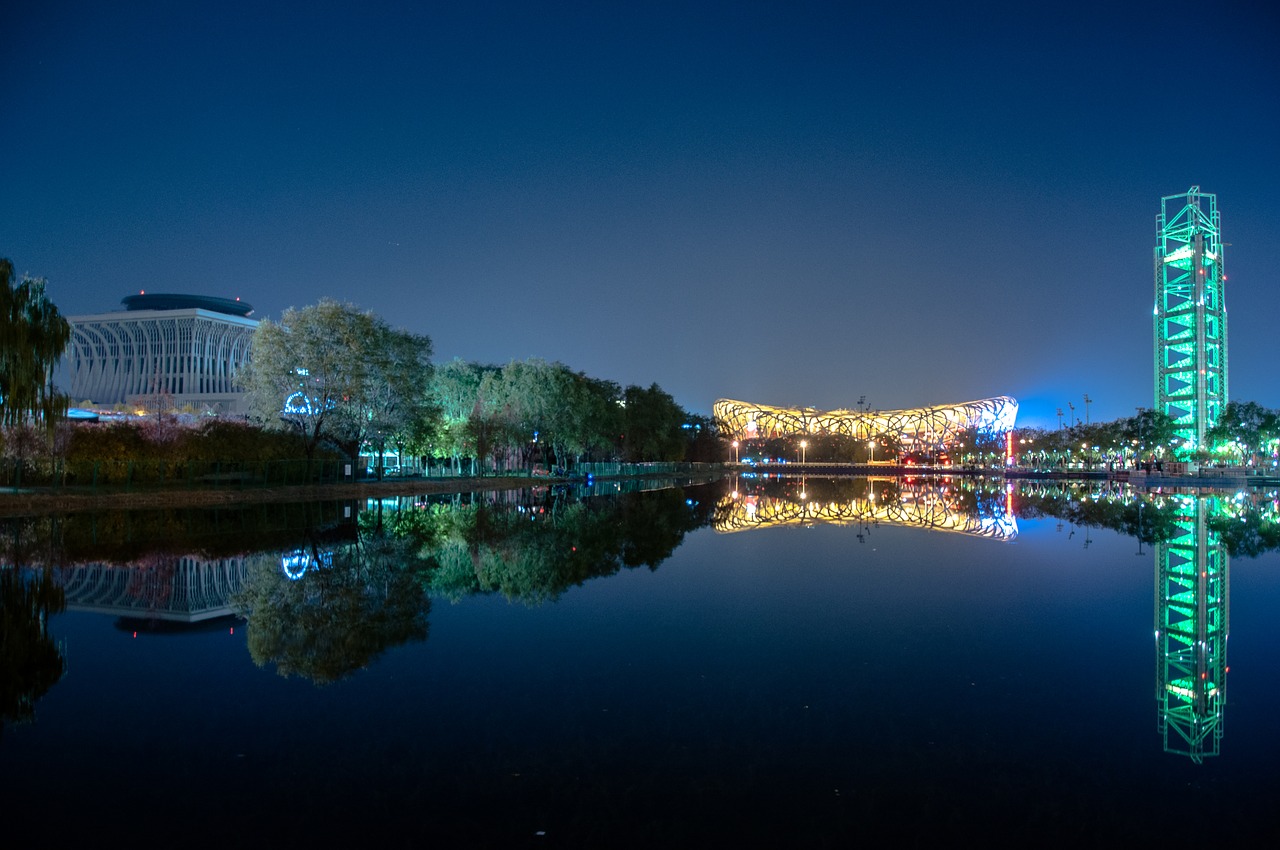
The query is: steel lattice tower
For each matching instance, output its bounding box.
[1154,187,1227,451]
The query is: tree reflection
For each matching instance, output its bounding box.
[419,486,717,604]
[234,528,431,685]
[0,566,66,736]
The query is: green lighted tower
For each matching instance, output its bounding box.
[1154,187,1227,451]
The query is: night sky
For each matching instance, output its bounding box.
[3,0,1277,426]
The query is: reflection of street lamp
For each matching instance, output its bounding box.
[1135,499,1145,556]
[800,440,808,464]
[732,440,739,463]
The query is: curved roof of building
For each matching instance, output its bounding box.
[713,396,1018,444]
[121,293,254,317]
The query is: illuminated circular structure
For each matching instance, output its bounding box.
[712,396,1018,450]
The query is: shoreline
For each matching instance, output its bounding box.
[0,476,561,517]
[7,462,1272,517]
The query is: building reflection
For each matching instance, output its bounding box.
[715,477,1256,763]
[1154,494,1229,763]
[714,475,1017,541]
[59,556,252,624]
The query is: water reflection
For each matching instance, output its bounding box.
[987,481,1278,763]
[412,486,716,604]
[0,485,719,693]
[715,475,1017,540]
[0,565,65,737]
[233,531,433,685]
[1154,495,1228,763]
[60,556,250,623]
[2,477,1278,760]
[712,476,1280,763]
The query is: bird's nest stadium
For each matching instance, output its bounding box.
[712,396,1018,450]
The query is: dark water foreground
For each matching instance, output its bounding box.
[2,477,1279,846]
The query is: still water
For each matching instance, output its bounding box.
[3,476,1279,846]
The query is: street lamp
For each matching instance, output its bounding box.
[800,440,808,464]
[731,440,739,463]
[868,440,876,464]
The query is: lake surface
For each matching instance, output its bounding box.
[3,476,1279,846]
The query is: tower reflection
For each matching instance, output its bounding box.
[1154,494,1228,763]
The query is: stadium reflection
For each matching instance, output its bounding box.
[716,474,1018,540]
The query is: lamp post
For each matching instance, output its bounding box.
[732,440,739,463]
[868,440,876,464]
[800,440,808,464]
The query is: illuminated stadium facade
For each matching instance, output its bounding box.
[67,293,258,413]
[712,396,1018,452]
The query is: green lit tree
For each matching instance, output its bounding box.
[428,359,497,474]
[1205,401,1277,463]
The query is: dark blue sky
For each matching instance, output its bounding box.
[3,0,1277,425]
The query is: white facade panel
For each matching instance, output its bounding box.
[67,308,258,412]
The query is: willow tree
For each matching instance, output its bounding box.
[0,259,71,429]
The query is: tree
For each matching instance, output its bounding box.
[356,324,436,478]
[621,383,687,462]
[1205,401,1277,463]
[0,259,71,430]
[241,299,433,467]
[1124,409,1179,458]
[429,359,496,474]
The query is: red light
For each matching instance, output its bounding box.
[133,631,137,638]
[230,627,235,635]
